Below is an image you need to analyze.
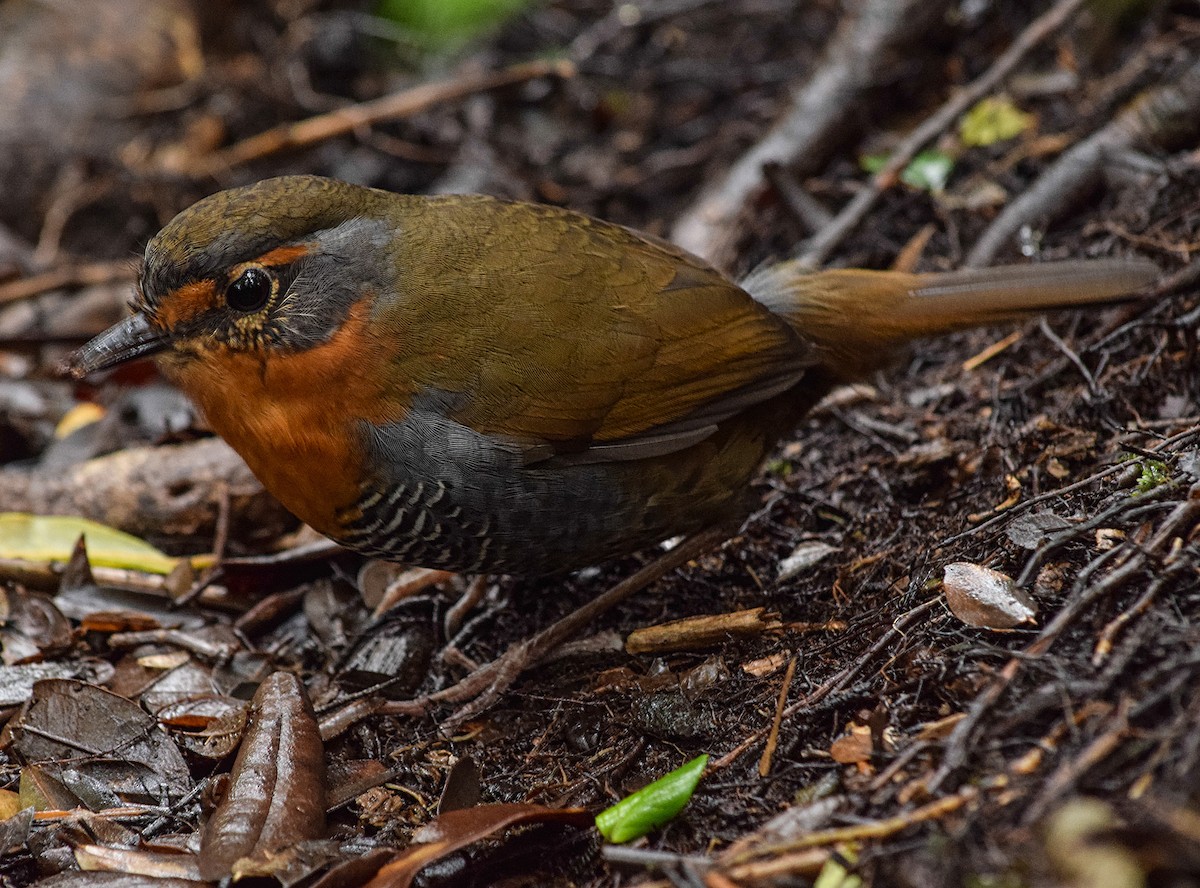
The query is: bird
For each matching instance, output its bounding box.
[66,175,1157,716]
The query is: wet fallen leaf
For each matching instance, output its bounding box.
[306,848,397,888]
[54,572,206,626]
[75,844,201,880]
[0,806,33,854]
[228,838,349,884]
[0,514,178,574]
[339,622,436,699]
[438,757,481,815]
[326,759,393,811]
[19,764,84,812]
[133,658,228,713]
[680,656,731,697]
[0,587,72,663]
[32,873,203,887]
[943,562,1037,630]
[366,803,592,887]
[829,725,874,765]
[0,662,93,707]
[157,696,249,760]
[1005,511,1073,549]
[777,541,839,581]
[0,790,22,822]
[959,96,1035,146]
[198,671,326,880]
[11,679,191,806]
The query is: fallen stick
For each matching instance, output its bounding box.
[0,437,291,542]
[0,259,133,306]
[670,0,950,268]
[175,58,575,177]
[799,0,1091,268]
[967,56,1200,266]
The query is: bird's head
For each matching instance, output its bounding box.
[66,175,395,378]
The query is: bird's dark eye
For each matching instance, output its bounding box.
[225,267,273,313]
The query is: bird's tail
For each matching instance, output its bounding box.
[740,258,1159,380]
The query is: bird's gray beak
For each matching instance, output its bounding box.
[62,313,173,378]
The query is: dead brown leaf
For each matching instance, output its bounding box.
[198,671,326,880]
[364,804,593,888]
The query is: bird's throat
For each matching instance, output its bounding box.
[165,300,403,537]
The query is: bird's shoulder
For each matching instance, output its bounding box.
[371,194,813,459]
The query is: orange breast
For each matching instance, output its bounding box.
[166,301,407,537]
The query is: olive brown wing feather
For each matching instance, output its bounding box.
[383,196,813,466]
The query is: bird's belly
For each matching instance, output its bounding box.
[332,458,726,575]
[332,425,774,576]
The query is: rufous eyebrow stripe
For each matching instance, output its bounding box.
[156,279,217,328]
[253,244,310,267]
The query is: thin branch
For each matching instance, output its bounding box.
[173,58,575,178]
[670,0,951,267]
[799,0,1090,268]
[967,56,1200,266]
[0,260,134,306]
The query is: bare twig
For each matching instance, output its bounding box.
[712,598,942,771]
[799,0,1091,268]
[968,57,1200,266]
[0,260,134,306]
[939,426,1200,545]
[759,655,797,777]
[724,781,995,870]
[626,607,783,655]
[670,0,951,267]
[174,59,575,178]
[1093,557,1191,665]
[1037,316,1100,396]
[382,525,732,726]
[1021,697,1131,824]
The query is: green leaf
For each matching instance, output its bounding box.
[0,513,178,574]
[1134,459,1170,495]
[595,754,708,843]
[814,848,862,888]
[376,0,534,47]
[900,150,954,192]
[859,152,889,174]
[959,97,1034,147]
[860,150,955,192]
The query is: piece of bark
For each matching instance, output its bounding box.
[626,607,783,655]
[0,437,292,543]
